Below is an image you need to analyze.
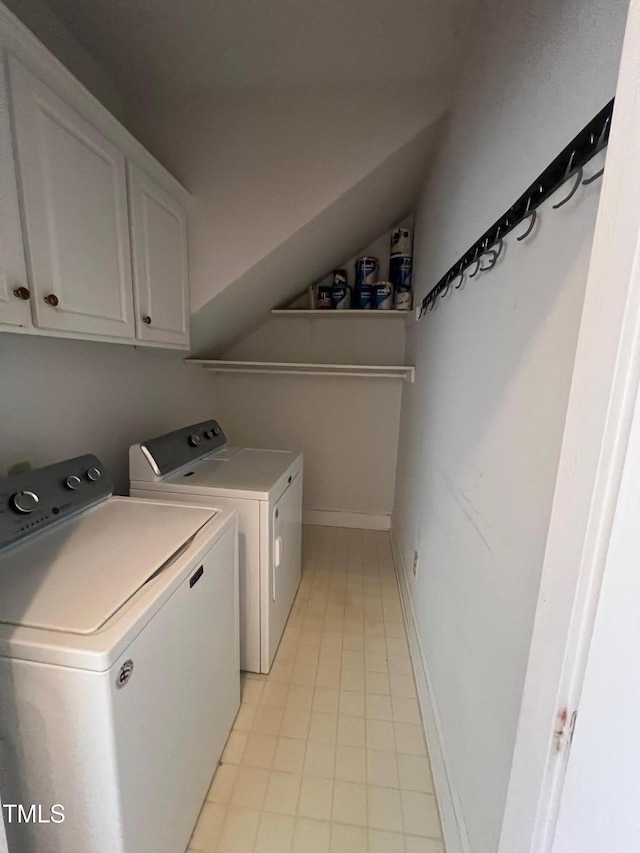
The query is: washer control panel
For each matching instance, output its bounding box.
[0,454,113,550]
[140,420,226,476]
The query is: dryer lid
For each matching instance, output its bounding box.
[0,498,214,634]
[160,448,301,500]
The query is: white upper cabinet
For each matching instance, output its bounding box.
[128,162,189,347]
[0,4,192,349]
[0,55,30,328]
[9,56,136,339]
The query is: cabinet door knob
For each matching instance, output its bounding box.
[44,294,59,307]
[142,315,152,325]
[13,286,31,300]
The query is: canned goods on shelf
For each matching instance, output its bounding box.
[355,257,379,286]
[353,283,373,310]
[389,255,412,289]
[373,282,393,310]
[390,227,412,257]
[317,284,332,309]
[394,287,412,311]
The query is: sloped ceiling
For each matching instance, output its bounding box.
[190,120,443,356]
[27,0,477,99]
[8,0,477,352]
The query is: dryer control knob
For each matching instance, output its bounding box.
[86,467,101,482]
[10,490,39,514]
[65,475,81,490]
[188,434,201,447]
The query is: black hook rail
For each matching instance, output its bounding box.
[419,98,614,317]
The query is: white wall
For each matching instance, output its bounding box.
[392,1,628,852]
[0,334,216,493]
[216,228,408,520]
[126,86,445,353]
[1,0,122,116]
[211,372,403,525]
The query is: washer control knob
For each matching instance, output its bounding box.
[212,426,220,435]
[86,467,101,482]
[188,434,201,447]
[65,475,81,490]
[203,429,213,439]
[10,490,39,514]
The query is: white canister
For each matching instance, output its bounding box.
[394,287,412,311]
[390,227,412,257]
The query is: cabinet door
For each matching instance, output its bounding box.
[9,56,135,339]
[0,56,31,328]
[128,162,189,348]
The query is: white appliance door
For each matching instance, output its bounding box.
[112,522,239,853]
[266,472,302,670]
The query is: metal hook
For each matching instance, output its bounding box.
[440,275,452,299]
[596,116,611,148]
[582,167,604,186]
[517,197,537,241]
[552,166,583,209]
[454,268,465,289]
[468,245,483,278]
[479,249,498,272]
[517,209,536,241]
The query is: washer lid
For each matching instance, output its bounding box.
[0,498,215,635]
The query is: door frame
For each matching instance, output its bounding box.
[499,1,640,849]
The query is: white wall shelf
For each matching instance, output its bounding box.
[271,309,410,319]
[186,359,415,382]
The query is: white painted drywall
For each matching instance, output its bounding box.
[224,316,406,367]
[188,124,439,356]
[0,334,216,492]
[126,86,445,353]
[214,224,410,520]
[1,0,122,116]
[391,1,628,852]
[211,372,403,521]
[26,0,477,99]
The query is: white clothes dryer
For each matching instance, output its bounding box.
[0,454,239,853]
[130,420,302,673]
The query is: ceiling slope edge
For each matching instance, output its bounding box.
[190,116,445,357]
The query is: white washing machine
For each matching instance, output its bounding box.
[130,420,302,673]
[0,454,239,853]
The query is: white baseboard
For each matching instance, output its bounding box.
[303,509,391,530]
[390,522,471,853]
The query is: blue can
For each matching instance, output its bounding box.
[389,255,412,289]
[331,270,350,309]
[373,282,393,310]
[355,256,378,285]
[353,283,373,309]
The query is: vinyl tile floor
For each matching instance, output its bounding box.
[187,525,444,853]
